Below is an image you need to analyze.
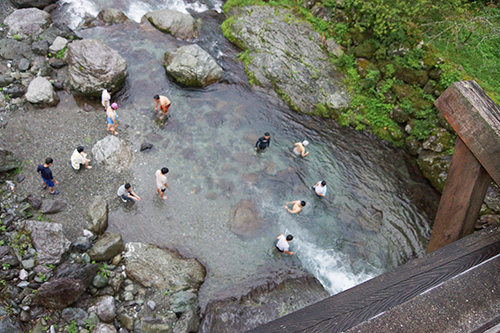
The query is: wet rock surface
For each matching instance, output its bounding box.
[143,9,198,40]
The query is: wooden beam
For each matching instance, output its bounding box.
[427,137,491,252]
[434,80,500,187]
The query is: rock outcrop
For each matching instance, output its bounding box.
[165,44,223,87]
[4,8,51,40]
[65,39,127,97]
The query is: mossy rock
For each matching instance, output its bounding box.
[422,127,454,153]
[356,58,377,78]
[353,40,376,59]
[417,150,452,192]
[423,79,436,95]
[422,50,439,68]
[405,135,422,156]
[390,105,410,124]
[392,82,433,112]
[394,64,429,87]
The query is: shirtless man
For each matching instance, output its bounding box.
[284,200,306,214]
[293,140,309,157]
[154,94,171,116]
[106,103,118,135]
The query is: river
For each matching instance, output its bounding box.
[52,0,439,311]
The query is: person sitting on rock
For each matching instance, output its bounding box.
[117,183,141,202]
[284,200,306,214]
[71,146,92,171]
[276,233,294,255]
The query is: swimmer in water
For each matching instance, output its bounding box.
[293,140,309,157]
[284,200,306,214]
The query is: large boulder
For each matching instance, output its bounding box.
[65,39,127,97]
[4,8,51,40]
[229,199,263,238]
[23,220,71,265]
[0,39,32,60]
[0,148,21,173]
[92,323,117,333]
[201,274,329,332]
[92,135,133,172]
[88,232,124,262]
[87,196,108,235]
[26,76,59,107]
[9,0,57,9]
[223,6,349,113]
[165,44,222,87]
[35,277,86,309]
[55,262,98,287]
[91,296,116,323]
[97,8,130,25]
[124,242,205,291]
[417,150,452,192]
[143,9,198,40]
[39,199,67,214]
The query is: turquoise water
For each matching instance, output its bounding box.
[58,1,437,309]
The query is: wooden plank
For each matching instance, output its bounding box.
[427,138,491,253]
[434,80,500,186]
[247,224,500,333]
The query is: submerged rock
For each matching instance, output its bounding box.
[165,44,223,87]
[223,6,349,113]
[65,39,127,97]
[229,199,263,238]
[4,8,51,40]
[26,76,59,107]
[143,9,198,40]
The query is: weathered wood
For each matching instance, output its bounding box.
[434,80,500,186]
[427,138,491,253]
[248,224,500,333]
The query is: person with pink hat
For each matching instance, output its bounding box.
[106,102,119,135]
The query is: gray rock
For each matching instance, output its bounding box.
[0,148,21,172]
[0,39,33,60]
[122,291,133,301]
[93,296,116,323]
[118,313,134,331]
[124,242,205,290]
[26,76,59,107]
[146,300,156,311]
[35,277,86,309]
[88,232,124,262]
[19,269,29,280]
[23,221,70,265]
[21,259,35,270]
[97,9,130,24]
[49,59,66,69]
[18,58,30,71]
[61,307,88,326]
[224,6,349,113]
[170,290,198,314]
[65,39,127,97]
[229,198,263,238]
[0,75,15,87]
[4,8,51,40]
[10,0,57,9]
[20,310,30,322]
[17,281,29,288]
[72,236,92,251]
[48,36,68,54]
[39,199,67,214]
[92,274,109,288]
[174,309,199,333]
[0,312,23,332]
[3,85,26,98]
[93,323,117,333]
[87,196,108,235]
[31,40,49,55]
[140,142,153,152]
[143,9,198,40]
[92,136,133,173]
[165,44,222,87]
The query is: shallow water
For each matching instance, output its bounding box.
[53,1,438,310]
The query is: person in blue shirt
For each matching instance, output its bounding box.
[255,132,271,152]
[37,157,59,195]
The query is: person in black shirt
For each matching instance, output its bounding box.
[255,132,271,152]
[36,157,59,195]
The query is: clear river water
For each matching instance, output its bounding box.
[53,0,439,311]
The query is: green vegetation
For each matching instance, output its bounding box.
[65,320,78,333]
[56,47,67,59]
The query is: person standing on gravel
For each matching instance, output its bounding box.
[106,103,119,135]
[101,89,111,112]
[37,157,59,195]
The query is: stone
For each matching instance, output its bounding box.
[35,277,86,309]
[31,40,49,55]
[143,9,198,40]
[49,59,66,69]
[87,196,108,235]
[92,323,117,333]
[26,76,59,107]
[395,64,429,87]
[174,309,199,333]
[93,296,116,323]
[4,8,51,40]
[92,136,133,173]
[18,58,30,71]
[417,150,452,192]
[118,313,134,331]
[0,39,32,60]
[0,75,15,88]
[2,85,26,98]
[65,39,127,97]
[124,242,205,290]
[92,274,109,288]
[0,312,23,332]
[19,269,28,280]
[97,9,130,24]
[10,0,57,9]
[140,142,153,152]
[88,232,124,262]
[39,199,67,214]
[0,148,21,173]
[73,236,92,251]
[23,220,71,265]
[48,36,68,54]
[146,300,156,311]
[229,199,263,238]
[170,290,198,314]
[165,44,222,87]
[21,259,35,270]
[422,127,454,153]
[61,307,88,326]
[223,6,349,113]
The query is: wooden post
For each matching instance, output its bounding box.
[428,81,500,253]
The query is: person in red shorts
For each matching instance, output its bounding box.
[154,94,171,116]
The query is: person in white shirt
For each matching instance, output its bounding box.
[313,180,327,197]
[155,167,169,200]
[276,234,294,255]
[71,146,92,170]
[102,89,111,111]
